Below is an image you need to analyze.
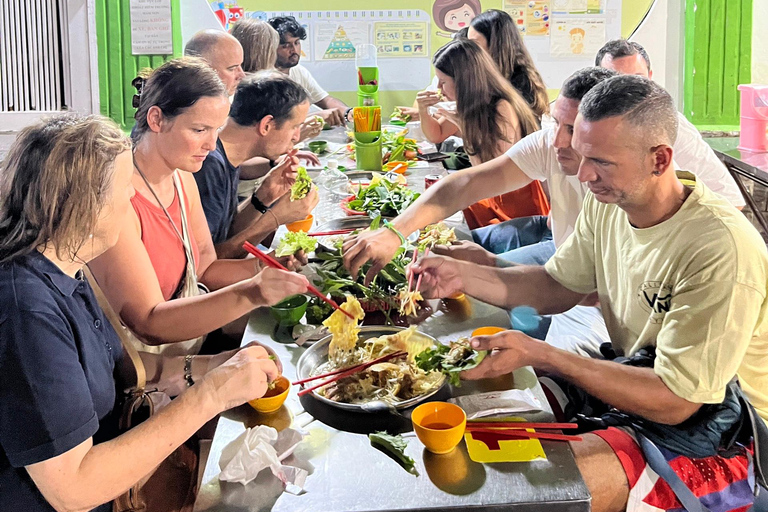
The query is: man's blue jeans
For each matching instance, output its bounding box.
[471,216,555,338]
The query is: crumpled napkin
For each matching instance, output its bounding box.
[219,425,307,494]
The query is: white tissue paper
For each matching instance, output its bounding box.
[449,388,543,419]
[219,426,307,494]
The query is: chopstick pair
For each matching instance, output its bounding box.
[295,350,407,396]
[242,241,355,320]
[407,246,430,296]
[465,427,582,443]
[306,229,355,237]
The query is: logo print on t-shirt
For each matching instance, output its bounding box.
[637,281,673,324]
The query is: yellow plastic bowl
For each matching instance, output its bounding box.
[412,402,466,454]
[286,214,314,233]
[447,292,466,300]
[248,376,290,414]
[471,326,507,337]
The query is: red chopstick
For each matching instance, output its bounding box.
[466,428,582,442]
[466,422,578,430]
[293,349,407,386]
[306,229,356,237]
[297,350,407,396]
[243,242,355,320]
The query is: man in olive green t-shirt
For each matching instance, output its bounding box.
[412,75,768,512]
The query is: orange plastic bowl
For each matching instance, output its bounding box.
[286,214,314,232]
[248,376,290,414]
[340,195,367,216]
[471,326,507,337]
[385,161,409,174]
[412,402,466,454]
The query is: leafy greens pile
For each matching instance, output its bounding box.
[290,166,312,201]
[275,231,317,257]
[414,339,487,387]
[347,173,420,217]
[369,431,418,476]
[389,106,412,124]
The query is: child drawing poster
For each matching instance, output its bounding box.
[549,18,605,57]
[432,0,482,39]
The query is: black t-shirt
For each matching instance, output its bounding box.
[193,138,241,245]
[0,251,122,511]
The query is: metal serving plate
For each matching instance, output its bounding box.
[295,326,446,411]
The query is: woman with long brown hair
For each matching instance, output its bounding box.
[0,113,295,511]
[88,57,310,355]
[417,39,549,229]
[230,18,279,73]
[469,9,549,119]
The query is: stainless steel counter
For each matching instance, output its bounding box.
[193,125,590,512]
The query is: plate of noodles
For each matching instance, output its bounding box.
[295,297,446,411]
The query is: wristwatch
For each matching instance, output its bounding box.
[250,192,270,214]
[344,106,354,122]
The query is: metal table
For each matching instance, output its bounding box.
[704,137,768,238]
[193,126,590,512]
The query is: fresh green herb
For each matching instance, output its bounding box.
[369,431,419,476]
[347,173,420,217]
[275,231,317,257]
[305,296,334,324]
[290,166,312,201]
[414,339,487,387]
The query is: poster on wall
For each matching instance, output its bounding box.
[503,0,550,36]
[432,0,482,39]
[549,18,606,57]
[130,0,174,55]
[374,22,428,58]
[313,21,369,60]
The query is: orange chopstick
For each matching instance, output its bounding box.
[243,242,355,320]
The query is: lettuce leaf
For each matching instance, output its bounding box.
[275,231,317,257]
[290,166,312,201]
[369,431,419,476]
[414,339,487,387]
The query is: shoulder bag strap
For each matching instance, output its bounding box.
[83,266,146,392]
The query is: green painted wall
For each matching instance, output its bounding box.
[95,0,183,129]
[683,0,752,130]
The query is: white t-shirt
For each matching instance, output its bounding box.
[673,112,745,207]
[545,178,768,422]
[506,128,588,247]
[288,64,328,105]
[506,124,746,248]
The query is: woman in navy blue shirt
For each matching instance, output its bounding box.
[0,114,307,511]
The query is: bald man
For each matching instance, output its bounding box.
[185,29,245,96]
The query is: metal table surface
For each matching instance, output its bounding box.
[194,126,590,512]
[704,137,768,237]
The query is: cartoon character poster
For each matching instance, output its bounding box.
[210,2,245,30]
[550,18,605,57]
[432,0,482,39]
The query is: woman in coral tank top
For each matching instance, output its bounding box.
[417,39,549,231]
[88,58,308,354]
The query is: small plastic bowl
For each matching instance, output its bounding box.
[471,326,507,337]
[270,294,308,326]
[340,195,367,216]
[248,375,290,414]
[412,402,467,454]
[308,140,328,154]
[385,161,409,174]
[286,213,314,232]
[447,292,466,301]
